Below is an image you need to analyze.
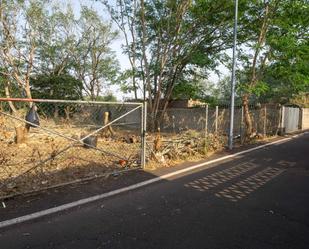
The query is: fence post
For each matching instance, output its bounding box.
[300,108,304,130]
[240,106,244,142]
[263,105,267,137]
[141,102,147,168]
[279,105,285,135]
[205,104,208,136]
[204,104,209,153]
[215,105,219,134]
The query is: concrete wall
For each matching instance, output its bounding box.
[301,108,309,130]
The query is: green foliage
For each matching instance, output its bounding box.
[172,82,203,100]
[289,92,309,107]
[73,6,120,100]
[235,0,309,104]
[95,94,118,102]
[31,74,83,100]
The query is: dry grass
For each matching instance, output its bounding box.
[0,116,141,197]
[145,130,226,170]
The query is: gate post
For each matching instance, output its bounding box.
[215,106,219,134]
[205,104,209,136]
[279,105,285,135]
[263,105,267,137]
[141,102,147,168]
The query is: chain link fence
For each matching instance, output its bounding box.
[146,104,281,166]
[0,98,283,197]
[158,104,281,136]
[0,98,145,198]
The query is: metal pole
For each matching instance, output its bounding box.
[142,62,147,168]
[205,104,209,136]
[263,105,267,136]
[141,101,147,168]
[228,0,238,150]
[140,102,144,166]
[0,97,142,106]
[280,105,285,135]
[215,106,219,133]
[0,110,125,159]
[204,104,209,153]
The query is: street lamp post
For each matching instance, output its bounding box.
[228,0,238,150]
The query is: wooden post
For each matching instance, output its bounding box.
[15,126,27,144]
[101,111,114,137]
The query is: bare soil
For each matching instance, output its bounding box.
[0,116,141,197]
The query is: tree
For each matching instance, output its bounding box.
[0,69,18,112]
[1,1,120,107]
[35,4,77,76]
[237,0,309,138]
[95,93,118,102]
[261,0,309,102]
[0,0,47,101]
[31,74,83,118]
[73,6,119,101]
[103,0,140,99]
[31,74,83,100]
[102,0,237,130]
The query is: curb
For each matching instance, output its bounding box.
[0,133,305,229]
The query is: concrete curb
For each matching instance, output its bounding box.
[0,133,305,229]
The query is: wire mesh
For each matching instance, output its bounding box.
[157,105,280,136]
[146,105,281,166]
[0,99,143,197]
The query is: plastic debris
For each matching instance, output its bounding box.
[25,105,40,127]
[82,135,98,148]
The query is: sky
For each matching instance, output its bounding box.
[59,0,230,100]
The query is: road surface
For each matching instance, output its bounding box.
[0,133,308,249]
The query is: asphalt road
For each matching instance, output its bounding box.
[0,133,308,249]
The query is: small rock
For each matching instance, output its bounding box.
[7,182,17,189]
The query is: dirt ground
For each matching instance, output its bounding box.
[0,115,141,197]
[0,113,258,199]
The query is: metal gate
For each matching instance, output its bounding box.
[283,106,300,133]
[0,98,146,198]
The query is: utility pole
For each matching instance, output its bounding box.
[228,0,238,150]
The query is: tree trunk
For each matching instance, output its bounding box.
[64,106,71,120]
[101,111,114,137]
[132,65,138,100]
[4,82,17,113]
[242,94,253,140]
[24,84,33,108]
[15,126,28,144]
[54,105,59,118]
